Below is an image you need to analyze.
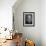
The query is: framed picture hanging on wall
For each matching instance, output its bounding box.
[23,12,35,27]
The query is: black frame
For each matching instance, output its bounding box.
[23,12,35,27]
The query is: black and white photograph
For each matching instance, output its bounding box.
[23,12,35,27]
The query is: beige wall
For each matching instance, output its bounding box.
[13,0,46,46]
[13,0,41,46]
[41,0,46,46]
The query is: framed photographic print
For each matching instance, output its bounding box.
[23,12,35,27]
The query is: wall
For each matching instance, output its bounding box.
[0,0,16,30]
[13,0,42,46]
[41,0,46,46]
